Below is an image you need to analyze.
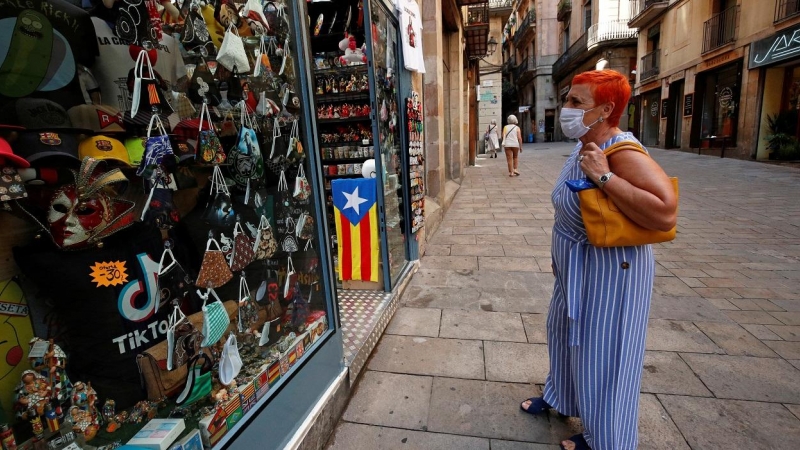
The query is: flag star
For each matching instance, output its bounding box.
[342,187,368,215]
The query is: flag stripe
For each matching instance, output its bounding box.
[360,207,372,281]
[370,207,379,281]
[340,213,353,280]
[351,219,362,279]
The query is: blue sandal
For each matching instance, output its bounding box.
[560,434,590,450]
[519,397,552,415]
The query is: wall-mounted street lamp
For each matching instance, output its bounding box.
[487,36,498,56]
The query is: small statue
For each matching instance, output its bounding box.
[359,73,369,92]
[71,381,97,415]
[340,104,350,118]
[339,76,348,94]
[340,35,367,66]
[28,338,72,407]
[14,370,52,419]
[329,75,338,94]
[333,105,341,119]
[69,406,99,441]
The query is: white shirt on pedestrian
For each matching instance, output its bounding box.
[502,125,520,148]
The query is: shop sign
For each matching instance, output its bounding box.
[641,80,660,93]
[661,99,669,119]
[519,106,531,113]
[482,80,494,87]
[750,22,800,69]
[650,101,659,117]
[668,70,685,84]
[683,93,694,117]
[699,47,743,72]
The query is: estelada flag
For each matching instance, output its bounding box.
[332,178,379,282]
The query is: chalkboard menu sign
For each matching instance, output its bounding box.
[661,99,669,119]
[683,93,693,117]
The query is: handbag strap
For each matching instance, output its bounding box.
[601,141,649,158]
[290,119,299,138]
[259,214,270,230]
[146,114,167,138]
[135,49,156,81]
[504,125,516,141]
[206,231,223,252]
[234,219,246,237]
[286,255,294,273]
[212,164,230,195]
[297,164,305,179]
[157,240,178,275]
[169,304,188,329]
[239,273,251,301]
[199,102,214,132]
[278,170,288,191]
[198,287,222,304]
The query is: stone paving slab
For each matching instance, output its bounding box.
[640,351,712,397]
[763,340,800,359]
[692,321,778,357]
[384,307,441,337]
[637,394,690,450]
[342,371,432,430]
[367,335,485,380]
[439,310,527,342]
[648,296,733,322]
[427,377,581,443]
[489,441,559,450]
[484,342,549,384]
[645,319,724,353]
[680,353,800,403]
[327,423,490,450]
[521,314,548,344]
[659,395,800,449]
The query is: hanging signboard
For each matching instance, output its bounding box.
[749,22,800,69]
[661,99,669,119]
[683,93,693,117]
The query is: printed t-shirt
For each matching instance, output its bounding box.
[395,0,425,73]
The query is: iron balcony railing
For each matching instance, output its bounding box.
[629,0,668,20]
[513,55,535,81]
[466,3,490,26]
[775,0,800,22]
[513,9,536,44]
[640,50,659,81]
[703,5,738,53]
[490,0,513,9]
[552,32,588,77]
[587,20,638,49]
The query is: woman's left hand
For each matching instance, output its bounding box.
[578,143,610,183]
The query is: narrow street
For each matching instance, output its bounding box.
[327,142,800,449]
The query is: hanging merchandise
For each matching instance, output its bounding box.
[237,273,259,332]
[242,0,269,30]
[230,218,255,272]
[293,164,311,201]
[290,282,309,330]
[282,216,299,253]
[196,232,234,288]
[203,165,236,227]
[228,101,264,203]
[227,66,245,104]
[217,25,251,73]
[179,0,214,54]
[166,305,201,371]
[253,36,269,77]
[286,119,305,164]
[189,63,222,106]
[199,287,230,347]
[253,215,278,260]
[198,102,226,164]
[331,178,379,282]
[270,117,287,159]
[174,353,213,406]
[407,91,425,233]
[283,256,297,299]
[139,114,174,177]
[218,332,242,385]
[130,50,173,119]
[396,0,425,73]
[157,240,194,305]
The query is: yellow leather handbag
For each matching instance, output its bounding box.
[578,142,678,247]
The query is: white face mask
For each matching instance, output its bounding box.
[559,106,601,139]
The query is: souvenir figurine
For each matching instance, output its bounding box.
[340,35,367,66]
[359,73,369,92]
[329,75,338,94]
[324,76,333,94]
[315,78,325,95]
[14,370,51,419]
[362,105,371,117]
[348,74,358,92]
[341,104,350,118]
[317,105,325,119]
[339,76,347,93]
[325,104,334,119]
[28,338,72,410]
[70,381,97,412]
[333,105,341,119]
[69,406,100,441]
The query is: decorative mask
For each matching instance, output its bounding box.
[45,158,135,249]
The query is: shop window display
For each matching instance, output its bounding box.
[0,1,336,448]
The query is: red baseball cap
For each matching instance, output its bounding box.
[0,137,30,168]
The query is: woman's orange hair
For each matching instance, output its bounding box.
[571,70,631,128]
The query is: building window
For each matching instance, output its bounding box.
[563,24,570,53]
[583,0,592,32]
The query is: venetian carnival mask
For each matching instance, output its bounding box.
[45,158,135,249]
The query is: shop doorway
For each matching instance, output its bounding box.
[642,91,661,147]
[666,80,684,148]
[696,61,741,143]
[545,109,555,142]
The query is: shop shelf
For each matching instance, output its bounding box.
[324,173,364,178]
[314,92,371,103]
[319,141,372,148]
[313,65,368,76]
[321,157,371,163]
[317,116,371,124]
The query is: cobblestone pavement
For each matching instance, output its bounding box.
[327,142,800,449]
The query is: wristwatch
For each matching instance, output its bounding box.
[597,172,614,189]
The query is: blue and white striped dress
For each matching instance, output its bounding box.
[543,132,655,450]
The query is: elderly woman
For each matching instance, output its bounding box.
[501,115,523,176]
[485,119,500,158]
[519,70,677,450]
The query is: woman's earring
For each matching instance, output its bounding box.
[599,116,604,122]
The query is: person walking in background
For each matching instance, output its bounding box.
[518,70,677,450]
[485,119,500,158]
[501,115,523,177]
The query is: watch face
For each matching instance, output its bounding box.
[600,175,609,182]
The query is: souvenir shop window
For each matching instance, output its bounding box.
[2,1,332,448]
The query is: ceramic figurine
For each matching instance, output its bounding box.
[69,406,99,441]
[333,105,341,119]
[329,75,338,94]
[341,104,350,118]
[340,35,367,66]
[28,338,72,410]
[14,370,52,419]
